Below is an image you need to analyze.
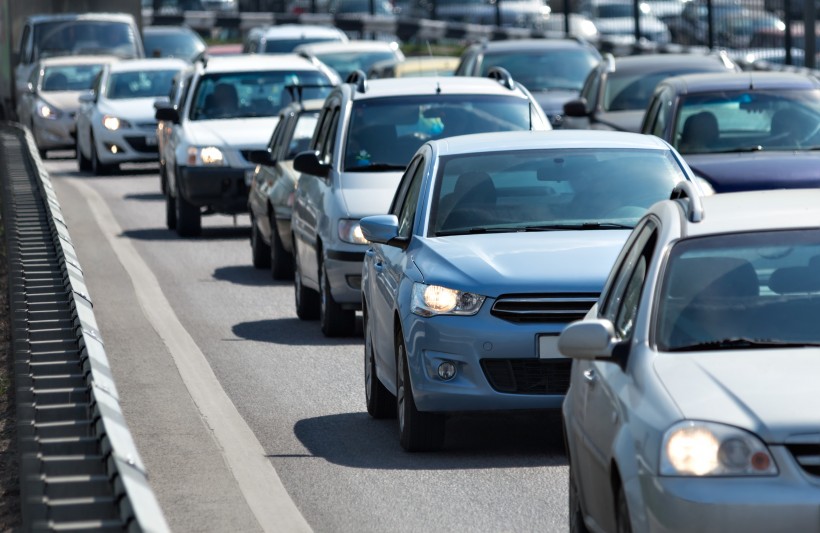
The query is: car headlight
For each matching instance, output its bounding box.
[102,115,131,130]
[661,421,778,477]
[338,219,368,244]
[36,101,60,119]
[187,146,225,166]
[411,283,485,317]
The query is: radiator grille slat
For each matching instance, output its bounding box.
[491,293,599,323]
[481,359,571,395]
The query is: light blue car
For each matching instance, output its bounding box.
[360,130,699,451]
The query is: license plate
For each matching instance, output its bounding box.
[538,334,562,359]
[144,135,157,146]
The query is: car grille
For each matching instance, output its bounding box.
[124,136,158,154]
[137,122,157,130]
[481,358,571,395]
[786,444,820,476]
[491,293,599,323]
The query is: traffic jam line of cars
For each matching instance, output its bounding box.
[18,13,820,530]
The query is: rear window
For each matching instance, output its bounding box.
[264,37,343,54]
[107,69,181,99]
[35,20,140,60]
[41,64,104,92]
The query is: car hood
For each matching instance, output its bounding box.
[97,97,166,122]
[340,171,404,218]
[531,89,581,117]
[594,110,645,132]
[685,152,820,192]
[412,231,628,296]
[654,351,820,443]
[185,117,279,148]
[40,91,87,113]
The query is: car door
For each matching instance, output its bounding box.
[167,72,196,195]
[17,67,39,129]
[369,155,425,389]
[251,112,288,232]
[573,220,658,529]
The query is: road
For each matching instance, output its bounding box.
[44,153,569,533]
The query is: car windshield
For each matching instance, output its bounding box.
[344,95,543,170]
[189,71,333,120]
[604,68,717,111]
[479,50,599,91]
[41,64,104,92]
[656,229,820,351]
[430,148,683,236]
[106,69,181,99]
[313,50,398,80]
[675,89,820,154]
[143,31,206,62]
[36,20,140,59]
[264,37,343,53]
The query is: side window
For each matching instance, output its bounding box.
[319,107,339,166]
[651,94,668,138]
[613,252,649,339]
[19,25,32,64]
[311,107,332,151]
[396,159,426,239]
[390,157,421,215]
[643,97,662,135]
[580,69,600,110]
[268,117,287,155]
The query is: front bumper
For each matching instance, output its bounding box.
[178,166,249,213]
[641,446,820,532]
[95,126,159,164]
[33,114,76,150]
[324,249,366,307]
[403,307,570,412]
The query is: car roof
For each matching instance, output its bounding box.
[37,55,120,66]
[253,24,347,39]
[658,71,820,93]
[108,58,189,72]
[27,13,137,23]
[199,53,322,73]
[345,76,533,99]
[429,130,672,156]
[674,189,820,237]
[295,40,399,54]
[472,38,594,53]
[612,53,736,73]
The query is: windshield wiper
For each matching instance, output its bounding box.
[712,145,764,154]
[522,222,633,231]
[436,227,516,236]
[668,337,820,352]
[350,163,406,172]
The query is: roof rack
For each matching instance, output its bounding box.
[345,69,367,93]
[670,181,704,222]
[486,67,515,90]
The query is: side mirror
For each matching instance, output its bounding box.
[563,99,590,118]
[247,149,275,166]
[155,104,180,124]
[78,92,95,104]
[153,96,170,109]
[558,319,617,360]
[293,150,330,178]
[360,214,408,249]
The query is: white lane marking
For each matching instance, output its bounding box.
[66,178,312,533]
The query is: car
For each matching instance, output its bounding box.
[664,0,745,46]
[247,98,323,278]
[563,52,739,133]
[359,130,699,451]
[243,24,349,54]
[295,40,405,81]
[406,0,551,30]
[75,57,187,175]
[641,71,820,193]
[156,66,194,195]
[368,55,460,79]
[455,39,602,128]
[142,25,207,62]
[712,9,785,48]
[578,0,671,47]
[560,185,820,532]
[15,55,118,159]
[153,54,338,237]
[327,0,396,15]
[290,69,551,337]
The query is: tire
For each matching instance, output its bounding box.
[396,334,445,452]
[320,262,355,337]
[175,183,201,237]
[569,464,590,533]
[165,186,177,230]
[293,239,320,320]
[615,485,633,533]
[250,214,271,269]
[90,133,114,176]
[77,137,91,171]
[364,306,395,419]
[269,212,294,280]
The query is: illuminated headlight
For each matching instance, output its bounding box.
[102,115,131,130]
[187,146,225,166]
[411,283,485,317]
[661,421,777,477]
[338,219,368,244]
[36,101,60,119]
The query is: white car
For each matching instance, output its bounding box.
[153,53,338,237]
[294,40,405,81]
[75,57,187,174]
[243,24,349,54]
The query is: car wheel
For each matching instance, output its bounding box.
[90,133,113,176]
[293,238,319,320]
[165,185,177,230]
[569,463,590,533]
[250,213,271,269]
[320,261,355,337]
[77,137,91,172]
[175,181,201,237]
[364,305,395,419]
[615,484,633,533]
[269,211,294,280]
[396,334,444,452]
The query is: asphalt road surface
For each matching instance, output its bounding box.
[44,153,569,533]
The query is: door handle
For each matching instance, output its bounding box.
[583,369,596,384]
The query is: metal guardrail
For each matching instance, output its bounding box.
[0,123,169,532]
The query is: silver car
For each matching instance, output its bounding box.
[560,185,820,532]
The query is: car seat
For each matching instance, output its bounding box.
[438,171,497,232]
[679,111,719,154]
[43,72,68,91]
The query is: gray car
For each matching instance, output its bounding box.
[560,185,820,532]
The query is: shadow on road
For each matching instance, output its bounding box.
[232,317,363,345]
[120,226,250,241]
[285,411,566,469]
[213,265,276,287]
[123,192,164,201]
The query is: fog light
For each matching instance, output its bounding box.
[437,361,456,380]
